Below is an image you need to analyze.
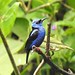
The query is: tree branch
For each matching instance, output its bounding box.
[27,0,61,13]
[17,0,27,13]
[27,0,32,11]
[0,28,20,75]
[61,2,75,11]
[33,47,74,75]
[46,23,51,56]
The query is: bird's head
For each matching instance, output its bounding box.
[32,17,47,28]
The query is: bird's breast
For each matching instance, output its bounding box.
[30,27,45,47]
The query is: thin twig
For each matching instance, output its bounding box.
[17,0,28,13]
[61,2,75,11]
[33,59,45,75]
[27,0,32,10]
[0,29,20,75]
[68,69,74,74]
[43,41,74,51]
[46,23,51,56]
[27,0,61,13]
[34,47,74,75]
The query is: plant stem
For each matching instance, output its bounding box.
[0,28,20,75]
[34,47,74,75]
[33,59,45,75]
[17,0,27,13]
[61,2,75,11]
[46,23,51,56]
[27,0,32,10]
[27,0,61,13]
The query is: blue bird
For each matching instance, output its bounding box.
[25,18,47,63]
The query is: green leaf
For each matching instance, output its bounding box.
[64,27,75,35]
[0,54,25,75]
[0,38,24,75]
[41,36,74,51]
[0,2,20,37]
[64,10,75,21]
[12,17,30,41]
[0,2,20,43]
[70,56,75,63]
[67,0,75,9]
[54,20,75,27]
[0,0,12,14]
[32,0,45,8]
[21,64,33,75]
[41,64,50,70]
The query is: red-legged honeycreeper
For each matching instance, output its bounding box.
[25,18,47,64]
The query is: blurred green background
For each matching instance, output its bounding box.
[0,0,75,75]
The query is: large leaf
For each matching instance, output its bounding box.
[64,10,75,21]
[67,0,75,9]
[41,36,74,51]
[12,17,30,41]
[0,53,26,75]
[54,20,75,27]
[0,38,25,75]
[64,27,75,35]
[32,0,44,8]
[0,2,20,37]
[0,0,12,14]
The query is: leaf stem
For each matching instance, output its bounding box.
[0,28,20,75]
[61,2,75,11]
[17,0,28,13]
[27,0,32,10]
[27,0,61,13]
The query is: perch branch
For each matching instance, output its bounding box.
[0,29,20,75]
[33,47,74,75]
[33,23,51,75]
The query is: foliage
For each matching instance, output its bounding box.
[0,0,75,75]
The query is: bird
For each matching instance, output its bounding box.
[25,17,47,64]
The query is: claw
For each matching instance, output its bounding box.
[32,45,36,50]
[31,45,36,53]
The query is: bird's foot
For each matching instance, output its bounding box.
[32,45,42,54]
[31,45,36,53]
[32,45,36,49]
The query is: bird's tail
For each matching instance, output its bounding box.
[26,51,30,64]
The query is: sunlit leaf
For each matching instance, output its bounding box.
[64,10,75,21]
[0,38,24,75]
[67,0,75,9]
[12,17,30,41]
[0,2,20,37]
[54,20,75,27]
[41,36,74,51]
[64,27,75,35]
[0,0,12,14]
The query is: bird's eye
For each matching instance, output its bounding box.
[36,19,41,24]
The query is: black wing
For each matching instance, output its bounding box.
[25,28,39,51]
[25,28,39,63]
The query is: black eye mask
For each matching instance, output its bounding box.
[36,19,41,24]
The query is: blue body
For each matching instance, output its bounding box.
[25,18,46,63]
[29,26,45,49]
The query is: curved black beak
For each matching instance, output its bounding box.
[41,17,48,22]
